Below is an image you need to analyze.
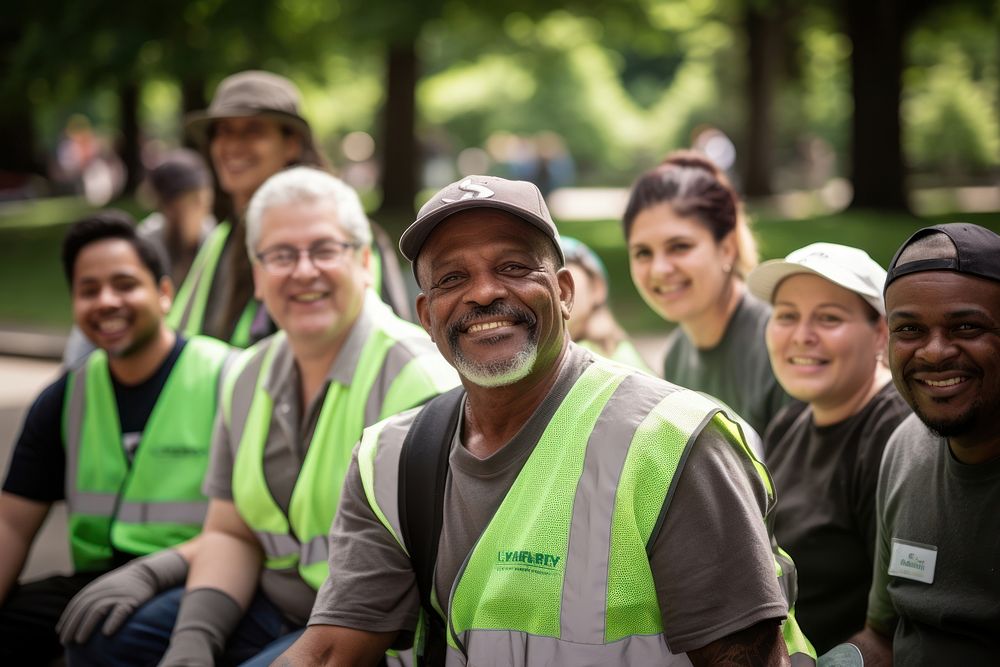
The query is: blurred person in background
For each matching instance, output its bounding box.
[0,212,230,665]
[747,243,910,653]
[559,236,650,372]
[172,69,410,349]
[170,70,329,348]
[623,150,792,437]
[139,148,216,288]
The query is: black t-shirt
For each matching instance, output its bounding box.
[764,382,911,653]
[3,337,187,503]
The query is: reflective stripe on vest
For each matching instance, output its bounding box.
[360,356,817,666]
[166,222,257,348]
[231,308,457,590]
[62,337,229,570]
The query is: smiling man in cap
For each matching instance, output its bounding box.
[851,222,1000,664]
[276,175,815,666]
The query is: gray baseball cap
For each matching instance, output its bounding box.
[399,175,564,266]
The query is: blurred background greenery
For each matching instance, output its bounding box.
[1,0,998,335]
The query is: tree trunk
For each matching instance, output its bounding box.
[119,79,143,195]
[742,2,783,198]
[180,77,208,150]
[0,23,43,179]
[844,0,909,211]
[376,39,419,225]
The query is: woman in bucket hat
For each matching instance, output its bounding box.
[167,70,328,347]
[747,243,911,653]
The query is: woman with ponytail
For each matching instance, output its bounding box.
[623,150,792,436]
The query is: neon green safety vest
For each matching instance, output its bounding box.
[227,298,459,590]
[167,222,258,348]
[578,338,653,374]
[62,336,231,571]
[359,356,816,666]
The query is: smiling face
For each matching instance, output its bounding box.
[209,117,301,212]
[252,199,370,348]
[72,238,172,358]
[415,210,572,389]
[627,202,736,326]
[767,273,886,415]
[886,271,1000,443]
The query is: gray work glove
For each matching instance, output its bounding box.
[58,550,188,645]
[158,587,244,667]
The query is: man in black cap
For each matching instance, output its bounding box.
[852,223,1000,664]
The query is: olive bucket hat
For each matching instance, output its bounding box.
[184,70,313,149]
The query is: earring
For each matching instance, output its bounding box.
[722,263,732,274]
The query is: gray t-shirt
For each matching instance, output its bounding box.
[663,291,794,436]
[867,414,1000,665]
[312,345,787,654]
[765,382,911,653]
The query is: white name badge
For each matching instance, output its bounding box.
[888,538,937,584]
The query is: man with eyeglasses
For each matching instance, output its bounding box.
[64,167,458,666]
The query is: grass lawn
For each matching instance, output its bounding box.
[0,198,996,335]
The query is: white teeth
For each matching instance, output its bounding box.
[654,284,685,294]
[790,357,824,365]
[98,319,127,334]
[292,292,325,303]
[924,377,964,387]
[468,320,513,333]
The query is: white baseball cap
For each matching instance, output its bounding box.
[748,242,887,316]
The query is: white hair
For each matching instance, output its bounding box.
[245,166,372,255]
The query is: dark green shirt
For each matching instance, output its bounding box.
[662,291,793,436]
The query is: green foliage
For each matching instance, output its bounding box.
[904,12,1000,175]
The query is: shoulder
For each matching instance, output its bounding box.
[179,335,234,370]
[880,413,938,486]
[854,384,912,455]
[764,399,809,438]
[26,372,72,423]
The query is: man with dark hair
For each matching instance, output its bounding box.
[0,211,231,664]
[849,223,1000,664]
[278,176,815,666]
[139,148,215,288]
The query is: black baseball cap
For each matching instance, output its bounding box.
[885,222,1000,291]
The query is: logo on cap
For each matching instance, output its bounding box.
[442,179,495,203]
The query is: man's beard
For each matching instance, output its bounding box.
[448,302,538,388]
[913,394,985,439]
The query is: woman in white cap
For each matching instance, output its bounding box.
[748,242,911,653]
[624,149,791,436]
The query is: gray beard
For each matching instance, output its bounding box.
[452,340,538,388]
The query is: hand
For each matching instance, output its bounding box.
[58,550,188,645]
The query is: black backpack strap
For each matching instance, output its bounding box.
[398,386,465,665]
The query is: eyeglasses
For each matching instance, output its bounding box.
[255,240,361,274]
